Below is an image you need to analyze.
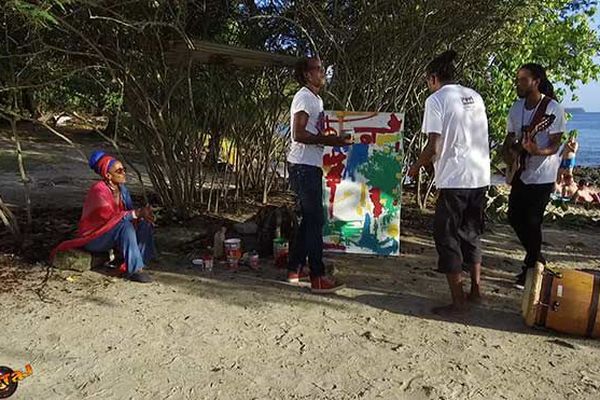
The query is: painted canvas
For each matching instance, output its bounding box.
[322,111,404,256]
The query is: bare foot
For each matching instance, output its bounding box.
[466,292,483,304]
[432,304,468,317]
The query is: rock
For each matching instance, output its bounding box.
[547,339,578,350]
[55,115,73,127]
[52,250,92,272]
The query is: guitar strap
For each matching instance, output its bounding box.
[515,96,552,182]
[525,95,552,134]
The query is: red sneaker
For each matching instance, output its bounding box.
[310,276,345,294]
[287,268,310,284]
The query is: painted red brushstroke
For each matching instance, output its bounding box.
[359,134,373,144]
[323,151,347,218]
[369,187,383,218]
[324,243,346,251]
[353,114,403,143]
[323,115,338,136]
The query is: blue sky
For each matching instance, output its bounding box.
[562,9,600,111]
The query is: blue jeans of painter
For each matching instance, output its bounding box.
[288,163,325,278]
[84,219,155,275]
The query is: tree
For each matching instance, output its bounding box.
[1,0,598,220]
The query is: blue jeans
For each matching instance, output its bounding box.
[288,163,325,278]
[84,219,155,275]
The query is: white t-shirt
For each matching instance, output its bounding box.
[506,97,566,185]
[421,84,491,189]
[287,87,325,167]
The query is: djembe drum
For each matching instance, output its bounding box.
[522,262,600,338]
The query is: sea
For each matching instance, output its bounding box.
[567,111,600,167]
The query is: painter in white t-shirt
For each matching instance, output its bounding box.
[506,96,566,185]
[287,87,325,167]
[421,84,491,189]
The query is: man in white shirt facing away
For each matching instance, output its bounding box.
[503,63,566,289]
[408,50,491,316]
[287,57,352,294]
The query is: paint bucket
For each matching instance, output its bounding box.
[203,255,213,272]
[273,238,289,269]
[341,128,354,142]
[248,251,259,270]
[224,238,242,269]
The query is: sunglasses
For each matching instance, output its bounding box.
[515,77,535,84]
[111,167,127,175]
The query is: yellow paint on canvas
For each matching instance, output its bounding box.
[387,222,399,238]
[357,183,367,216]
[340,190,353,202]
[335,111,379,119]
[375,134,400,145]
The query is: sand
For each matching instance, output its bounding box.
[2,223,600,400]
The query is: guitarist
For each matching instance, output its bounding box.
[503,63,566,289]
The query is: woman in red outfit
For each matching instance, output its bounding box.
[51,151,155,283]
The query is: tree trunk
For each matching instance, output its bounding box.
[10,115,32,227]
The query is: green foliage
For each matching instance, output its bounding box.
[569,129,580,139]
[6,0,58,27]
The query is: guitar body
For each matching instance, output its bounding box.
[503,110,556,185]
[504,137,524,185]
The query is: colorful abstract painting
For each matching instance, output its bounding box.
[322,111,404,256]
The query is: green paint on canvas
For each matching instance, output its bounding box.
[324,219,362,241]
[357,147,402,196]
[341,221,363,239]
[380,191,399,227]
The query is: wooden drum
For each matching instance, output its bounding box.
[522,262,600,338]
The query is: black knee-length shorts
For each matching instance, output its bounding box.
[433,187,488,274]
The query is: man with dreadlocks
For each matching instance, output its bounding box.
[408,50,491,316]
[503,63,566,289]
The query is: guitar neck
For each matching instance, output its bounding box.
[528,129,540,141]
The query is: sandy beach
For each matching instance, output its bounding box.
[2,223,600,399]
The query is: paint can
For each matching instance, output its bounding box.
[203,255,213,272]
[248,251,259,270]
[341,128,353,140]
[273,238,289,269]
[224,238,242,269]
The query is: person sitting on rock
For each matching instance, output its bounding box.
[574,179,600,206]
[50,151,155,283]
[560,173,578,199]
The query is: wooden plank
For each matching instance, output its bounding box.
[167,40,298,68]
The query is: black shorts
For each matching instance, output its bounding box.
[433,187,487,274]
